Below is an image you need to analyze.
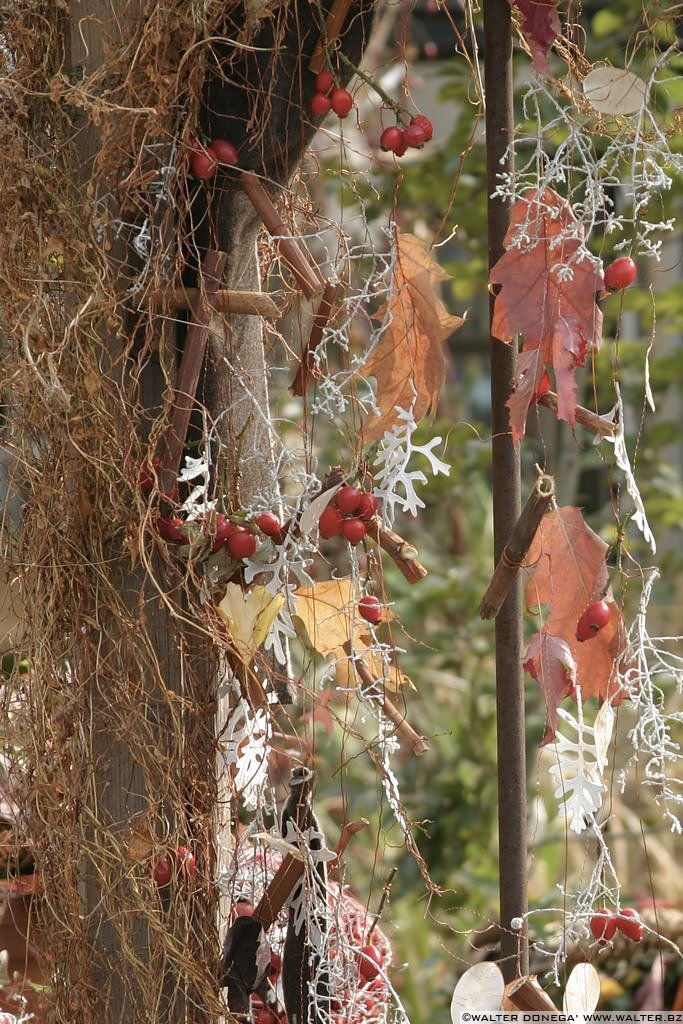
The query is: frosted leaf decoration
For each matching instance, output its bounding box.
[222,700,271,811]
[563,963,601,1014]
[602,386,656,553]
[450,963,504,1018]
[583,66,647,116]
[549,695,614,833]
[373,406,449,525]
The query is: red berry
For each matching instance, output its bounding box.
[576,600,611,641]
[232,899,254,919]
[359,595,382,625]
[256,512,283,540]
[357,492,379,520]
[357,944,383,981]
[393,131,408,157]
[342,518,366,545]
[590,909,617,942]
[210,138,239,166]
[380,126,405,153]
[315,70,334,94]
[156,516,185,543]
[410,114,433,142]
[227,527,257,560]
[423,40,439,59]
[310,92,332,117]
[190,145,218,180]
[617,907,644,941]
[176,845,196,878]
[210,513,236,553]
[336,485,362,515]
[330,88,353,118]
[153,855,173,887]
[604,256,637,292]
[319,504,344,539]
[403,123,427,148]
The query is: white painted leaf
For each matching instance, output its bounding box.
[299,484,341,537]
[451,962,504,1018]
[593,699,615,773]
[583,66,647,115]
[563,962,601,1014]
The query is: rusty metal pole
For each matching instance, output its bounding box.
[483,0,529,979]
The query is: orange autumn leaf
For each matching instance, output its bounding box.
[362,231,464,441]
[490,189,603,442]
[524,507,627,703]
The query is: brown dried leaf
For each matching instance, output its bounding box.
[362,231,464,441]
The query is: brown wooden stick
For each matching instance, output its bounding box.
[479,473,554,620]
[158,249,227,495]
[290,280,339,396]
[365,519,428,584]
[157,287,287,318]
[539,389,618,437]
[343,641,430,756]
[253,853,305,930]
[309,0,355,73]
[240,171,324,300]
[503,975,559,1011]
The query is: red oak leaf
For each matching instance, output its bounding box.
[523,632,576,744]
[524,507,628,703]
[490,188,603,442]
[509,0,561,75]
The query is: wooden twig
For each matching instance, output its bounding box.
[157,287,287,318]
[503,975,558,1011]
[158,249,227,495]
[366,519,428,584]
[479,473,555,620]
[365,867,397,942]
[240,171,324,300]
[290,280,339,396]
[309,0,355,74]
[343,641,430,756]
[253,853,305,930]
[539,389,618,437]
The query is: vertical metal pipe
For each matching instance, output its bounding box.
[483,0,529,979]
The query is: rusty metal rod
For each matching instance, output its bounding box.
[484,0,529,979]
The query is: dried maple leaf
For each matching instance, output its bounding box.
[362,231,464,442]
[525,507,627,704]
[490,189,603,442]
[509,0,561,76]
[523,632,576,744]
[217,585,285,664]
[293,578,410,693]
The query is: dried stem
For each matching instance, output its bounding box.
[342,641,430,756]
[479,473,555,619]
[240,171,324,300]
[365,867,397,941]
[158,250,227,495]
[290,280,339,396]
[309,0,355,73]
[539,390,617,437]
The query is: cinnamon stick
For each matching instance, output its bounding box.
[503,975,559,1011]
[158,249,227,494]
[291,279,339,395]
[240,171,324,300]
[158,287,286,318]
[309,0,355,73]
[539,390,617,437]
[366,519,428,584]
[343,641,430,756]
[253,854,305,930]
[479,473,554,619]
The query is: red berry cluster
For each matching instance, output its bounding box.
[380,114,433,157]
[575,599,611,641]
[590,907,644,943]
[153,844,197,887]
[189,137,239,180]
[310,70,354,119]
[155,508,285,560]
[318,486,379,545]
